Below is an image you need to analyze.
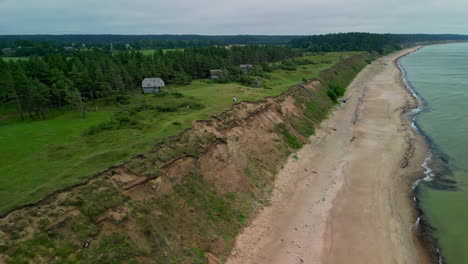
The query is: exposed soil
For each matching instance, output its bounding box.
[226,48,433,264]
[0,52,374,263]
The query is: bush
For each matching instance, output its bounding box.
[155,106,178,112]
[153,91,169,97]
[327,90,338,103]
[275,123,303,149]
[179,102,205,110]
[329,84,345,97]
[171,92,184,98]
[84,110,142,135]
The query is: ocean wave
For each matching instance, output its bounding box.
[398,53,446,264]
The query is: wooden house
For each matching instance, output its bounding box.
[1,48,14,55]
[239,64,253,74]
[210,69,227,79]
[142,78,165,94]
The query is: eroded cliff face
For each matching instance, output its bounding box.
[0,52,372,264]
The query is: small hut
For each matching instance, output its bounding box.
[142,78,165,94]
[210,69,227,79]
[239,64,253,74]
[1,48,14,55]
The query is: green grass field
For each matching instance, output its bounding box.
[1,57,28,62]
[0,51,360,213]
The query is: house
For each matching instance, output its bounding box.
[1,48,14,55]
[142,78,165,93]
[64,46,74,51]
[240,64,253,74]
[210,69,227,79]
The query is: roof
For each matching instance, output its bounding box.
[142,78,165,88]
[240,64,253,68]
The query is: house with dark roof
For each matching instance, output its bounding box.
[142,78,165,94]
[210,69,227,79]
[239,64,253,74]
[1,48,14,55]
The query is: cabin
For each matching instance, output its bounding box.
[240,64,253,74]
[142,78,165,94]
[1,48,14,55]
[210,69,227,79]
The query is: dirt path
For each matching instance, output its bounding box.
[226,48,431,264]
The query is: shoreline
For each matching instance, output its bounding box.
[397,48,445,264]
[226,47,432,264]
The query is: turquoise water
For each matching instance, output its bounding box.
[400,43,468,263]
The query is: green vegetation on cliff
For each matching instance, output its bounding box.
[0,51,359,214]
[0,50,374,264]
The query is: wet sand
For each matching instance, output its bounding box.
[226,48,431,264]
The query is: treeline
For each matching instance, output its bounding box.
[0,45,301,120]
[289,33,468,53]
[0,35,299,56]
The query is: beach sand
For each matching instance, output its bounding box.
[226,48,432,264]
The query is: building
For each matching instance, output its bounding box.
[142,78,165,94]
[64,46,74,51]
[1,48,14,55]
[210,69,228,79]
[240,64,253,74]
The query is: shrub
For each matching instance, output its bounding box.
[153,91,169,97]
[180,102,205,110]
[171,91,184,98]
[329,84,345,97]
[155,106,178,112]
[327,90,338,103]
[275,123,302,149]
[84,110,142,136]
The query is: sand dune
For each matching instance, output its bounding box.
[226,48,432,264]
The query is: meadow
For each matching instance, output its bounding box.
[0,51,360,213]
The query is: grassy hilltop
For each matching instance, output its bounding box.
[0,51,360,213]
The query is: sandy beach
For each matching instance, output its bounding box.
[226,48,432,264]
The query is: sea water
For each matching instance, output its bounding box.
[400,43,468,263]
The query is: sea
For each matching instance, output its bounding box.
[399,43,468,264]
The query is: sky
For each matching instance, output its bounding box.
[1,0,468,35]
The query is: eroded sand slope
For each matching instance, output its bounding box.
[227,48,431,264]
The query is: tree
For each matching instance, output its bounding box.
[65,87,86,118]
[0,70,24,120]
[29,79,51,119]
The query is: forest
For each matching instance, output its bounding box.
[2,32,468,120]
[289,32,468,53]
[0,35,299,56]
[0,45,302,120]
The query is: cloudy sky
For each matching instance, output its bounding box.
[1,0,468,35]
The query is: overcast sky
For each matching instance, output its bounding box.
[1,0,468,35]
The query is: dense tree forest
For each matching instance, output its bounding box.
[0,45,301,120]
[0,35,299,56]
[289,33,468,53]
[3,32,468,120]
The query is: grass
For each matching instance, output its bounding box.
[0,51,361,214]
[1,57,28,62]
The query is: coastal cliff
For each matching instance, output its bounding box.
[0,52,372,263]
